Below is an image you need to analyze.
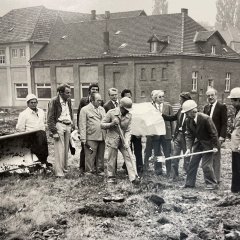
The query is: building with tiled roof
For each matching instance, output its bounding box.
[0,7,240,108]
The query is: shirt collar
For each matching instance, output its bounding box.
[211,100,217,108]
[194,113,198,123]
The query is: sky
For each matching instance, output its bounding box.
[0,0,217,26]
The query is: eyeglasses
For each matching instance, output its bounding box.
[158,96,164,98]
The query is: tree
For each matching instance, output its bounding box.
[152,0,168,15]
[216,0,240,30]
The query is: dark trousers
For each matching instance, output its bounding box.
[30,130,49,164]
[172,132,190,177]
[185,143,217,187]
[79,142,85,171]
[131,135,143,174]
[144,135,171,175]
[231,151,240,193]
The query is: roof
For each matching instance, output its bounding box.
[193,30,226,44]
[97,10,146,20]
[31,12,240,62]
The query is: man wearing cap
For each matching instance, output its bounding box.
[227,87,240,193]
[77,83,100,173]
[203,88,227,183]
[16,94,50,167]
[162,92,192,179]
[79,93,106,174]
[103,88,119,113]
[47,84,74,177]
[101,97,139,184]
[181,100,219,190]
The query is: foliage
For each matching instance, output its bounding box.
[152,0,168,15]
[216,0,240,30]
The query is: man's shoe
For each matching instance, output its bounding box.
[205,185,218,190]
[131,178,140,186]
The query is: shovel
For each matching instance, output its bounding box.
[156,149,218,162]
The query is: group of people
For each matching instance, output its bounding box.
[16,83,240,193]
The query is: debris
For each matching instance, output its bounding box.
[216,195,240,207]
[103,194,125,203]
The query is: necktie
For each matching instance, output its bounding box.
[115,102,118,107]
[207,104,213,116]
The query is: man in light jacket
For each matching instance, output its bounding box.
[79,93,106,174]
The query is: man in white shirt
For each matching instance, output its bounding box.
[47,84,75,177]
[16,94,51,167]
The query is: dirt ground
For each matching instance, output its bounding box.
[0,115,240,240]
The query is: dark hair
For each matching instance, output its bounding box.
[57,83,71,93]
[88,83,99,93]
[121,89,132,98]
[180,92,191,101]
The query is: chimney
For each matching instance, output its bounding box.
[103,31,110,53]
[91,10,96,20]
[181,8,188,15]
[105,11,110,19]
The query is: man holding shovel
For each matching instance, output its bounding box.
[181,100,219,190]
[101,97,139,185]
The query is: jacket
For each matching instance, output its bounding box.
[47,95,74,134]
[79,103,106,141]
[162,108,186,140]
[153,102,175,140]
[103,100,116,113]
[185,112,219,150]
[77,97,90,128]
[101,108,131,149]
[231,110,240,152]
[203,101,227,138]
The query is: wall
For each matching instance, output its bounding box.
[0,69,9,106]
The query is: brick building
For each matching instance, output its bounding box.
[1,7,240,109]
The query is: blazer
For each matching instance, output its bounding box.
[47,95,74,134]
[103,100,116,113]
[185,112,219,151]
[153,102,175,140]
[203,101,227,139]
[101,108,131,149]
[79,103,106,141]
[77,97,90,128]
[231,110,240,152]
[162,108,186,140]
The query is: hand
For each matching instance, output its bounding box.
[111,118,120,126]
[53,133,59,140]
[219,136,225,144]
[213,148,218,153]
[185,149,191,156]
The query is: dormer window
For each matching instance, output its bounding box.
[211,45,216,55]
[148,34,169,53]
[150,42,158,53]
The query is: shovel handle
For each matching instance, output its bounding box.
[157,149,216,162]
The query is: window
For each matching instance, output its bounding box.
[15,83,28,99]
[19,48,25,57]
[211,45,216,55]
[12,49,18,58]
[140,68,146,80]
[150,42,158,53]
[208,79,214,88]
[162,67,168,80]
[225,73,231,92]
[81,83,90,98]
[36,83,51,99]
[192,71,198,92]
[151,68,156,80]
[0,50,5,64]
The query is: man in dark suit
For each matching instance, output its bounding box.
[182,100,219,190]
[162,92,192,179]
[77,83,99,173]
[103,88,119,113]
[203,88,227,183]
[152,90,175,176]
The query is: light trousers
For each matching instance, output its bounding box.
[54,122,71,176]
